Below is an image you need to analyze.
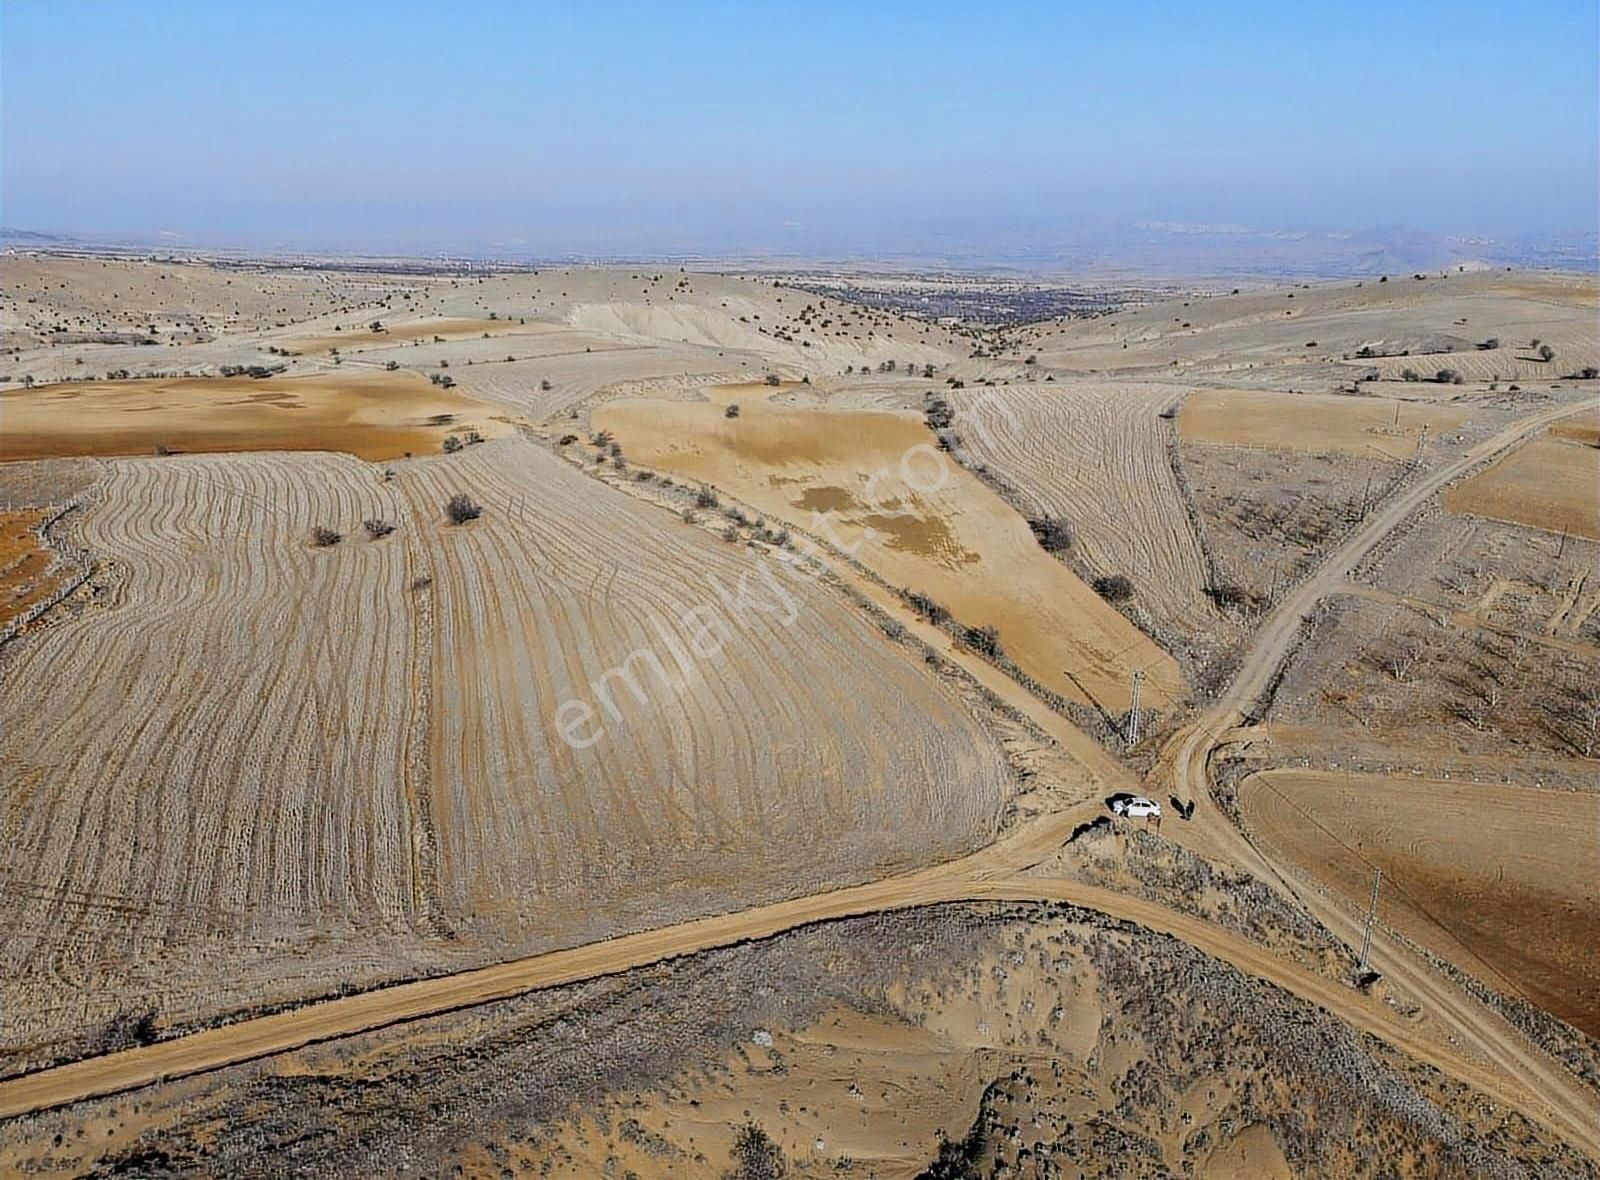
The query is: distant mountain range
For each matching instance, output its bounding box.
[4,221,1595,279]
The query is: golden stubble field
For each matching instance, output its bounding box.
[0,371,515,463]
[594,383,1185,713]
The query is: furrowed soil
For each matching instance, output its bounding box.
[593,384,1184,712]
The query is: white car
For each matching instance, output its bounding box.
[1112,795,1162,819]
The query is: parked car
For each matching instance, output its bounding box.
[1111,795,1162,819]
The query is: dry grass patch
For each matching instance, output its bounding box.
[1241,769,1600,1037]
[1443,431,1600,540]
[0,371,512,463]
[284,316,542,353]
[594,385,1184,711]
[1179,389,1474,458]
[0,509,64,630]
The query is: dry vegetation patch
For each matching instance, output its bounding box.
[0,509,65,630]
[1179,388,1476,458]
[593,385,1184,711]
[284,315,545,353]
[1443,430,1600,540]
[0,371,512,462]
[1241,769,1600,1038]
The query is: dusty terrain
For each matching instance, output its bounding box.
[1242,769,1600,1037]
[0,255,1597,1176]
[0,371,516,462]
[593,383,1185,712]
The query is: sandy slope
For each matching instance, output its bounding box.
[595,384,1185,712]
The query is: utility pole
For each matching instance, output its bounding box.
[1358,868,1382,976]
[1359,476,1373,521]
[1558,526,1568,560]
[1126,669,1145,748]
[1414,424,1429,464]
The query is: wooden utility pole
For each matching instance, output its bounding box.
[1358,868,1382,975]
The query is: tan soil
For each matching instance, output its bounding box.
[0,371,514,463]
[1240,769,1600,1038]
[1443,431,1600,540]
[594,384,1184,711]
[1179,388,1476,458]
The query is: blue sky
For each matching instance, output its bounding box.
[3,0,1596,254]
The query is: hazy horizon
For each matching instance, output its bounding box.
[4,0,1598,259]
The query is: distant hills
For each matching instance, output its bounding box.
[4,221,1594,279]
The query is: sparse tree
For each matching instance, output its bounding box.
[1093,573,1135,602]
[725,1122,786,1180]
[1538,343,1555,362]
[1382,639,1419,683]
[445,493,482,525]
[1028,517,1075,553]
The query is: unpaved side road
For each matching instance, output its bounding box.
[1,399,1595,1162]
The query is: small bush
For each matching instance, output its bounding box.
[1028,516,1075,553]
[907,591,950,626]
[363,519,395,539]
[963,624,1003,657]
[558,433,578,446]
[1093,573,1135,602]
[1434,368,1463,385]
[727,1122,787,1180]
[725,403,741,418]
[1539,344,1556,362]
[445,493,481,525]
[1400,368,1421,382]
[442,435,464,453]
[763,373,781,386]
[695,485,719,508]
[311,525,342,547]
[463,429,484,445]
[1206,581,1248,608]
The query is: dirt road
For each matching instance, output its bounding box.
[1165,395,1600,1157]
[2,398,1595,1159]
